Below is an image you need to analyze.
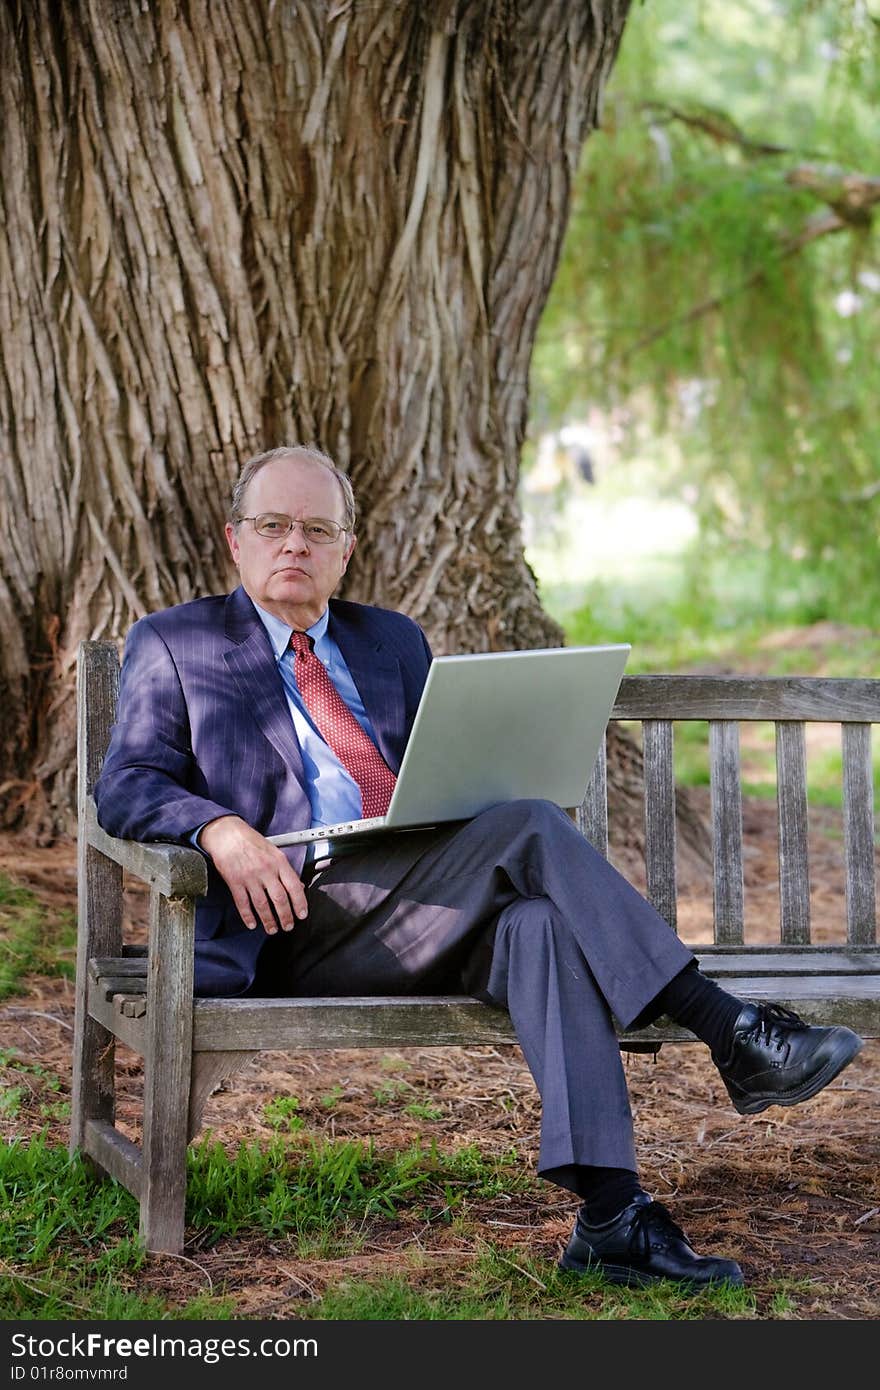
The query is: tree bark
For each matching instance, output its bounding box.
[0,0,631,835]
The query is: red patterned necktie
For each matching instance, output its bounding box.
[289,631,397,817]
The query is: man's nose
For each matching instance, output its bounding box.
[281,521,310,553]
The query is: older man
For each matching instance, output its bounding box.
[95,444,862,1290]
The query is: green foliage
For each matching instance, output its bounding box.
[404,1100,445,1121]
[0,1133,808,1320]
[0,873,76,998]
[547,540,871,669]
[372,1077,414,1105]
[262,1094,304,1131]
[532,0,880,619]
[298,1245,754,1321]
[0,1051,69,1124]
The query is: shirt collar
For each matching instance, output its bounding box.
[252,601,330,661]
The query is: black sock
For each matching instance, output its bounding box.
[546,1164,644,1224]
[648,960,745,1056]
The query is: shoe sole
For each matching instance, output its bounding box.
[728,1032,864,1116]
[558,1252,744,1290]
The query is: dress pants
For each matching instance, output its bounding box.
[260,798,694,1178]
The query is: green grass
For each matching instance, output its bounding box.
[0,1051,70,1124]
[184,1133,436,1245]
[0,872,76,999]
[1,1132,766,1321]
[541,544,880,678]
[309,1247,754,1320]
[262,1094,304,1132]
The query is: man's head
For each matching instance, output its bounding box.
[226,445,357,628]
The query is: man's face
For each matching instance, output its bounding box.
[225,455,356,628]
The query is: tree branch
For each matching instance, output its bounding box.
[621,207,860,361]
[640,101,807,158]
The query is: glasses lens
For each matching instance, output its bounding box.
[301,518,343,543]
[253,514,292,538]
[253,514,343,542]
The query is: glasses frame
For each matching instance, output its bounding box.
[236,513,350,544]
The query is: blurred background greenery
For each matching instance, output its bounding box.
[520,0,880,675]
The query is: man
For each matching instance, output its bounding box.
[95,444,863,1291]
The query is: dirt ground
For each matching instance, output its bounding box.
[1,795,878,1320]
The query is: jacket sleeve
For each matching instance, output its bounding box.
[94,617,237,844]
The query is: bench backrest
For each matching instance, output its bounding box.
[581,675,880,946]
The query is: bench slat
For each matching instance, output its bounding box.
[643,720,677,931]
[577,734,608,856]
[776,721,811,944]
[89,947,880,997]
[89,958,149,982]
[186,971,880,1053]
[615,675,880,723]
[843,723,877,945]
[710,721,744,943]
[696,946,880,975]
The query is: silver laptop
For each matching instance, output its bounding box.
[268,643,630,847]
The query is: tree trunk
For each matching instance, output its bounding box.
[0,0,631,836]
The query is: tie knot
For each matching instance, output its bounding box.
[289,631,313,658]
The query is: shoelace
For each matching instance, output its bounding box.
[741,1002,807,1052]
[632,1201,688,1253]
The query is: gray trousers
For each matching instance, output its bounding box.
[263,799,694,1178]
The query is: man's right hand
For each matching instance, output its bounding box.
[199,816,308,934]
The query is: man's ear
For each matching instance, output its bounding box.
[225,521,240,567]
[341,533,357,572]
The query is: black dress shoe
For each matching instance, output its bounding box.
[713,1002,863,1116]
[559,1194,744,1289]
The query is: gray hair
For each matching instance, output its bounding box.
[230,445,357,532]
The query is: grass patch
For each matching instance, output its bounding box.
[0,1132,220,1320]
[0,873,76,998]
[185,1135,530,1249]
[301,1244,756,1321]
[0,1132,535,1318]
[185,1134,433,1245]
[0,1051,69,1124]
[1,1133,805,1320]
[542,545,880,678]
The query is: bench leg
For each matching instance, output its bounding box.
[138,891,195,1254]
[70,844,123,1164]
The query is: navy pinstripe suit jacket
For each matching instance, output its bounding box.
[94,585,433,995]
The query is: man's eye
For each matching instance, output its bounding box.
[305,523,333,540]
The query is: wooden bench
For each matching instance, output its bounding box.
[70,640,880,1253]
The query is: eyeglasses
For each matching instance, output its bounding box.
[237,513,349,544]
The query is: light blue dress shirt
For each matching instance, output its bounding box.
[253,601,381,831]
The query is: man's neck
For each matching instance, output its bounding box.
[250,598,330,653]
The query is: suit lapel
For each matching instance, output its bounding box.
[222,587,305,777]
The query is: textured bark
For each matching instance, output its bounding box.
[0,0,631,835]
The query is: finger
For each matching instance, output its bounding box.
[278,866,309,922]
[245,884,280,935]
[230,883,259,931]
[264,878,297,932]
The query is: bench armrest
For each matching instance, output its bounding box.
[84,798,208,898]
